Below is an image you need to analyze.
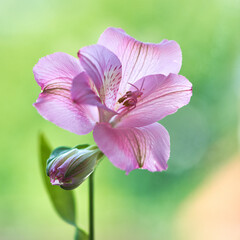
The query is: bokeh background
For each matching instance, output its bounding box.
[1,0,240,239]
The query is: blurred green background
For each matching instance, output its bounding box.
[0,0,240,239]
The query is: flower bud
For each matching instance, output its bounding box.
[46,145,103,190]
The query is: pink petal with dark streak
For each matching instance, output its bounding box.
[93,122,170,174]
[33,52,98,135]
[78,44,122,110]
[114,73,192,128]
[98,27,182,95]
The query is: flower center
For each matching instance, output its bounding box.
[109,82,144,127]
[117,89,143,111]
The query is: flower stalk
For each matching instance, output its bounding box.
[89,172,94,240]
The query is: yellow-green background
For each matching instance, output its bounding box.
[1,0,239,239]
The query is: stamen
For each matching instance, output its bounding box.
[117,82,144,112]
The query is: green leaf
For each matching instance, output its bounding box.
[75,228,89,240]
[39,134,89,240]
[39,134,76,225]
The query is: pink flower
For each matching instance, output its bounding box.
[33,27,192,174]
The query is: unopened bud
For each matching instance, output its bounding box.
[46,145,103,190]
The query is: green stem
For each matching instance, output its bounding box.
[89,172,94,240]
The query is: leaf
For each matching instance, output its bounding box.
[75,228,89,240]
[39,134,76,225]
[39,134,89,240]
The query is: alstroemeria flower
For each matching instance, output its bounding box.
[33,27,192,174]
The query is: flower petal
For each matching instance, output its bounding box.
[71,71,102,107]
[93,122,170,174]
[71,72,117,123]
[78,44,122,110]
[98,27,182,94]
[115,73,192,128]
[33,52,83,89]
[33,52,98,135]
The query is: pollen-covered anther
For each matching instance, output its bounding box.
[117,83,144,111]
